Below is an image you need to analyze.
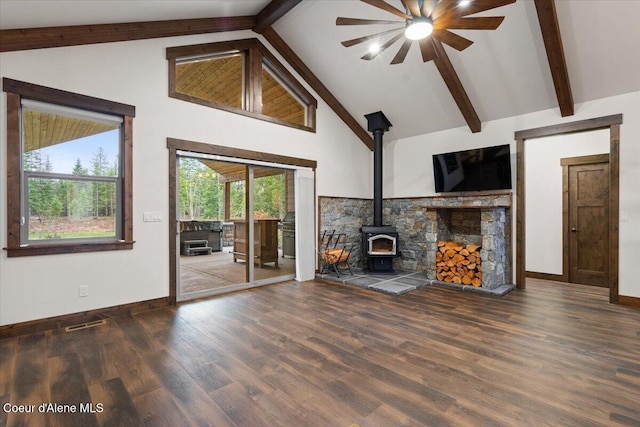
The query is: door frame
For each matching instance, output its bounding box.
[167,137,316,304]
[514,114,622,303]
[561,153,610,286]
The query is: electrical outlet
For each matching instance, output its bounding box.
[79,285,89,297]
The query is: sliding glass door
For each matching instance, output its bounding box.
[176,153,296,301]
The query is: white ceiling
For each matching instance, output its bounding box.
[2,0,639,141]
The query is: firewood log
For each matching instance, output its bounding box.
[467,244,481,252]
[437,240,483,286]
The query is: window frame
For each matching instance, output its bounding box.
[3,78,135,257]
[167,38,317,132]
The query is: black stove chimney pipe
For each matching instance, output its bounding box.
[364,111,392,227]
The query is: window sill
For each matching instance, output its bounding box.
[4,241,135,257]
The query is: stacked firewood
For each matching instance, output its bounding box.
[436,241,482,286]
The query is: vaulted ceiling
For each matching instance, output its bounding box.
[1,0,639,147]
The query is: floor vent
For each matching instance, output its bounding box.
[65,319,107,332]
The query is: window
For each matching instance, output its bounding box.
[167,39,316,132]
[175,52,245,109]
[261,60,306,127]
[3,78,135,256]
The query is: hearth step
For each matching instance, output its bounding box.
[368,282,416,296]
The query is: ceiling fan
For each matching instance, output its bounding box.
[337,0,516,64]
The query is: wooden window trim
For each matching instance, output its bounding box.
[3,78,135,257]
[166,38,316,133]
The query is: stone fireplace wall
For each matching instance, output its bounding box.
[435,209,484,246]
[319,193,512,283]
[318,197,371,267]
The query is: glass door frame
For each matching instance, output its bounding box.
[175,151,299,302]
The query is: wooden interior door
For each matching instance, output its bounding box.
[563,155,610,287]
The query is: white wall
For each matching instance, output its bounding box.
[385,91,640,298]
[0,31,373,325]
[525,130,610,275]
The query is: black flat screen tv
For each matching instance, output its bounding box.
[432,144,512,193]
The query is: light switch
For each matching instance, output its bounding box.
[143,211,162,222]
[620,212,629,222]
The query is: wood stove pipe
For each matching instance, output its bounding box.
[373,129,384,227]
[364,111,393,227]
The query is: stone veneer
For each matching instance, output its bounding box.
[319,193,512,288]
[318,197,371,267]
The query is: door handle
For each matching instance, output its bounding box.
[571,227,577,232]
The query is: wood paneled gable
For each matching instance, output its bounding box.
[175,54,244,109]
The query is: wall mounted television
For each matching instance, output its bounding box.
[432,144,512,193]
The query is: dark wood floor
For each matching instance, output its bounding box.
[1,279,639,427]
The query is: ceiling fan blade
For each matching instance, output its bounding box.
[432,0,462,21]
[460,0,516,17]
[336,17,403,26]
[401,0,422,17]
[341,27,404,47]
[361,0,411,20]
[418,37,437,62]
[439,0,516,21]
[361,32,405,60]
[433,29,474,51]
[436,16,505,30]
[390,39,413,64]
[421,0,439,17]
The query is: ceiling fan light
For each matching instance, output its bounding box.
[405,16,433,40]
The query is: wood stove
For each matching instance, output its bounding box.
[361,225,398,272]
[360,111,398,272]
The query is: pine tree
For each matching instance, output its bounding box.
[90,147,110,216]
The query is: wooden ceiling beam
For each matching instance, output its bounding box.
[253,0,303,34]
[534,0,574,117]
[0,16,256,52]
[431,39,482,133]
[261,27,374,150]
